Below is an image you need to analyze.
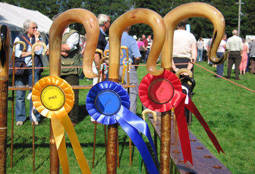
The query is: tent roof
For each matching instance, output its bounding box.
[0,2,52,33]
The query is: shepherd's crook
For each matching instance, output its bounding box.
[108,8,165,174]
[160,3,225,173]
[49,8,99,173]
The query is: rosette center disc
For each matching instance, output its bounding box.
[95,90,121,116]
[148,78,174,104]
[41,85,65,111]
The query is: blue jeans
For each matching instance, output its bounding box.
[216,52,224,76]
[197,49,203,62]
[15,69,41,122]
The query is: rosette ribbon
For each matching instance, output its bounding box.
[139,70,224,164]
[32,76,91,174]
[86,81,159,174]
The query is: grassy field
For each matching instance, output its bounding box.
[5,61,255,174]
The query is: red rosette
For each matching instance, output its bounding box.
[139,70,184,112]
[139,69,224,165]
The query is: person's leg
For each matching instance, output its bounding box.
[246,54,250,72]
[250,57,255,73]
[200,49,203,62]
[216,52,224,76]
[197,49,200,62]
[62,75,80,124]
[227,53,234,78]
[15,76,27,123]
[128,69,138,114]
[145,49,150,63]
[28,69,41,122]
[197,49,203,62]
[235,53,241,79]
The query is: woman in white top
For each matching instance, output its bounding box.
[216,34,227,77]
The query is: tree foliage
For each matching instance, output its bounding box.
[1,0,255,39]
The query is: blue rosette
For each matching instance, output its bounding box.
[86,81,159,174]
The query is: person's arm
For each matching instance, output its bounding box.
[240,39,243,55]
[187,42,197,70]
[14,37,32,58]
[61,32,79,56]
[94,53,101,68]
[172,59,178,72]
[130,39,141,65]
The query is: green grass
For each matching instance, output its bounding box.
[5,62,255,173]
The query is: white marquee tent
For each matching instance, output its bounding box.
[0,2,52,33]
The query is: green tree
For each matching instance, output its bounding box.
[2,0,255,38]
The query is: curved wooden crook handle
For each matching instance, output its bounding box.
[49,8,99,77]
[142,109,157,122]
[32,42,47,56]
[162,2,225,69]
[13,41,27,52]
[108,8,166,80]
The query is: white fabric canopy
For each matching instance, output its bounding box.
[0,2,52,33]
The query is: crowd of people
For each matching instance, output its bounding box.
[12,15,254,127]
[196,29,255,79]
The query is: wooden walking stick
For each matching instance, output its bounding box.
[0,25,10,174]
[108,8,165,174]
[139,109,157,173]
[49,8,99,173]
[10,41,26,168]
[92,48,106,168]
[159,3,225,174]
[120,46,133,166]
[31,42,47,172]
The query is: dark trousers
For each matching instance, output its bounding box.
[227,51,241,79]
[61,74,79,123]
[173,57,194,71]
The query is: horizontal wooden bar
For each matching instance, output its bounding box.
[148,116,231,174]
[8,84,135,91]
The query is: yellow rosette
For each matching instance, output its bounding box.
[32,76,91,174]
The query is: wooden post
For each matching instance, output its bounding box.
[160,112,171,174]
[49,9,99,173]
[0,25,10,174]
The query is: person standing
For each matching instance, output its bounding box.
[172,21,197,124]
[141,34,148,63]
[197,37,204,62]
[137,37,146,52]
[226,29,243,80]
[92,14,111,85]
[105,26,141,114]
[145,35,152,62]
[249,39,255,73]
[14,20,43,126]
[60,25,81,126]
[215,34,227,77]
[239,39,249,75]
[172,21,197,73]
